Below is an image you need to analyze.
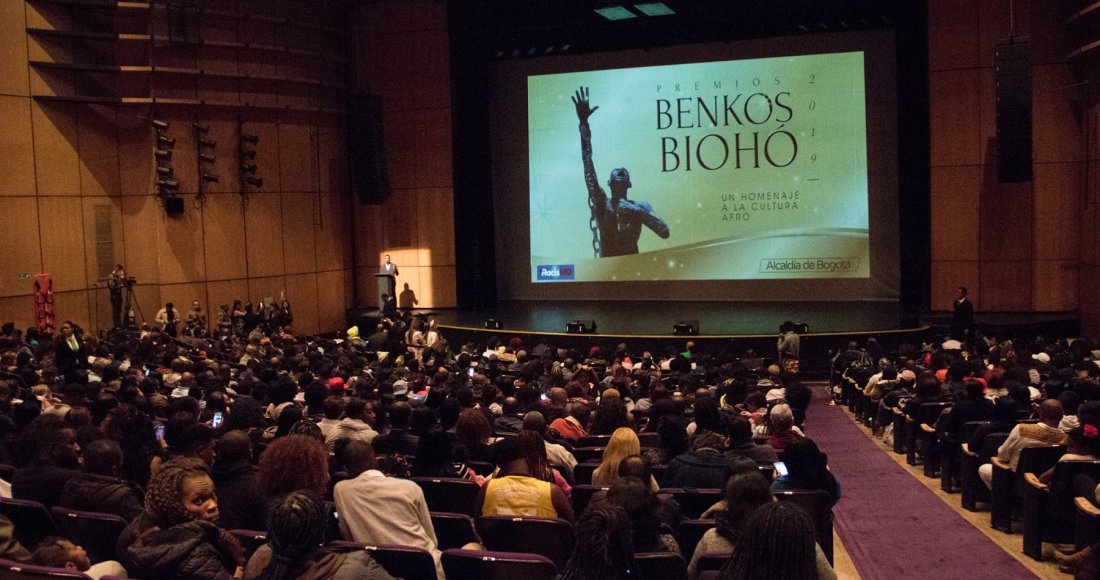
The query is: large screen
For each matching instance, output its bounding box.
[491,31,899,301]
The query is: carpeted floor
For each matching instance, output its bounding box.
[806,390,1038,580]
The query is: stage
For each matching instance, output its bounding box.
[346,301,1079,376]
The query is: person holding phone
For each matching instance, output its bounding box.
[770,437,841,507]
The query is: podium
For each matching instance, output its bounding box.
[376,273,396,309]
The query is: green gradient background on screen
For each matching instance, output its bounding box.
[528,51,869,283]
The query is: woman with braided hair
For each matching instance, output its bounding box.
[118,457,246,580]
[518,429,571,496]
[244,491,392,580]
[557,502,639,580]
[716,502,824,580]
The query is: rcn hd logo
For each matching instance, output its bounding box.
[536,264,575,281]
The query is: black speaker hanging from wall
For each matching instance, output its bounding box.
[348,92,391,205]
[994,40,1032,183]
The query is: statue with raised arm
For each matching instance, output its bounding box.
[573,86,670,258]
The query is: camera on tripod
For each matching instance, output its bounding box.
[125,277,137,285]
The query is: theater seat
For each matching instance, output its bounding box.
[413,477,480,517]
[330,542,438,580]
[1022,461,1100,560]
[441,548,558,580]
[476,515,574,569]
[663,488,723,520]
[0,558,91,579]
[676,519,715,560]
[430,512,480,550]
[226,530,267,560]
[774,489,834,564]
[571,484,610,516]
[0,498,57,549]
[635,551,688,580]
[49,507,127,563]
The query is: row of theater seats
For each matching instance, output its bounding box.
[838,384,1100,562]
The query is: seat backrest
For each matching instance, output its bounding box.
[571,485,609,516]
[226,530,267,560]
[637,432,660,449]
[774,489,834,564]
[1015,445,1067,486]
[0,465,15,483]
[572,447,606,463]
[917,402,952,425]
[576,435,612,448]
[696,552,731,574]
[430,512,480,551]
[663,488,723,520]
[573,462,598,485]
[477,516,574,569]
[467,461,496,477]
[412,477,481,517]
[0,498,57,549]
[441,548,558,580]
[959,421,990,441]
[0,558,91,579]
[331,543,438,580]
[676,519,715,560]
[49,508,127,564]
[1047,461,1100,515]
[635,551,688,580]
[977,433,1011,462]
[756,465,775,482]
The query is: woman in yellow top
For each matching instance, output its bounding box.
[592,427,660,492]
[476,437,574,522]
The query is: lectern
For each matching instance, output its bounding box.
[376,274,395,309]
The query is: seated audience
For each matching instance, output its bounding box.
[550,401,590,443]
[557,503,638,580]
[476,436,574,522]
[593,427,659,492]
[31,536,126,580]
[59,438,144,522]
[210,430,267,531]
[606,476,680,554]
[371,401,419,456]
[12,415,82,508]
[716,501,836,580]
[978,399,1067,489]
[723,415,779,465]
[771,437,841,507]
[662,431,729,489]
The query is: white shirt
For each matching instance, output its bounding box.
[333,470,443,578]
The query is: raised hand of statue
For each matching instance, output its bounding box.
[572,86,599,124]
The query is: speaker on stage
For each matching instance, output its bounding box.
[995,40,1032,183]
[484,318,503,329]
[673,320,699,335]
[566,319,597,334]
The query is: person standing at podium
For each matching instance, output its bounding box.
[380,254,399,277]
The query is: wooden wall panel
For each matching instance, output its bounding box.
[1028,0,1068,64]
[81,197,124,290]
[416,188,455,266]
[930,166,980,261]
[246,276,285,309]
[202,194,248,281]
[278,122,315,193]
[353,204,384,269]
[1033,162,1083,261]
[76,105,120,196]
[284,273,319,335]
[316,269,348,333]
[1032,65,1084,164]
[415,108,452,188]
[316,189,351,272]
[1033,260,1077,311]
[281,192,317,275]
[0,96,36,195]
[130,283,161,328]
[159,282,208,321]
[205,279,248,319]
[980,181,1033,262]
[159,194,206,284]
[384,108,418,190]
[928,0,979,71]
[38,196,87,292]
[318,131,349,194]
[243,192,285,278]
[120,195,162,284]
[52,290,90,330]
[381,188,417,255]
[117,113,155,196]
[423,265,457,308]
[0,0,29,97]
[245,120,281,194]
[980,260,1032,311]
[0,296,35,332]
[411,29,451,110]
[977,0,1028,68]
[932,261,980,312]
[929,70,981,167]
[32,103,80,196]
[978,68,997,164]
[0,198,42,298]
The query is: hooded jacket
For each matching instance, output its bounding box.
[59,471,144,521]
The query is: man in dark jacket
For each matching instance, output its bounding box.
[12,416,81,508]
[661,432,729,489]
[59,439,143,521]
[210,430,266,531]
[722,416,779,465]
[370,402,419,456]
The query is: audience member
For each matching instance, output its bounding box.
[59,438,144,521]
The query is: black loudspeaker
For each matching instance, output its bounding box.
[484,318,503,329]
[348,92,391,205]
[673,320,699,335]
[164,196,184,216]
[566,319,597,334]
[994,40,1032,183]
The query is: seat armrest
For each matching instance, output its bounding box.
[960,443,976,458]
[920,424,936,434]
[1076,496,1100,517]
[1023,472,1048,492]
[991,457,1011,471]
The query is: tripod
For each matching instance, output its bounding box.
[123,279,144,328]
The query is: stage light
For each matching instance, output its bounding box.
[193,123,209,133]
[239,148,257,160]
[240,162,257,174]
[201,173,220,183]
[198,136,216,148]
[155,166,174,177]
[244,176,263,188]
[240,133,259,145]
[565,320,597,334]
[157,134,176,148]
[154,149,172,160]
[673,320,699,336]
[199,153,216,163]
[150,119,169,130]
[484,319,503,330]
[156,179,179,190]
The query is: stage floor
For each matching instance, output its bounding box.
[429,300,904,336]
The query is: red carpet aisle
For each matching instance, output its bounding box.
[805,390,1037,580]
